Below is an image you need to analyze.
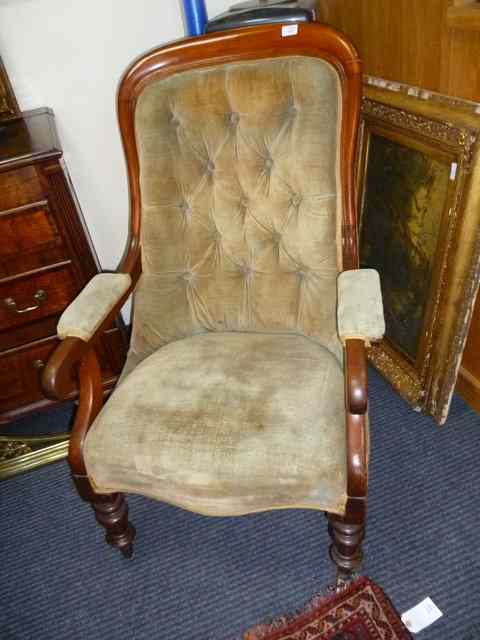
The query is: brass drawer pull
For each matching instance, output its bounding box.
[32,359,45,370]
[4,289,48,314]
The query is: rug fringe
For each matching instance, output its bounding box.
[242,583,343,640]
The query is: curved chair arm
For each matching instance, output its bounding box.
[337,269,385,502]
[337,268,385,346]
[345,339,369,501]
[345,338,368,415]
[58,273,132,342]
[42,272,135,401]
[338,268,385,415]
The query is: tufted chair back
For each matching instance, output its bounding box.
[122,28,358,375]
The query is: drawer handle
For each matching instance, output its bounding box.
[32,359,45,370]
[4,289,48,314]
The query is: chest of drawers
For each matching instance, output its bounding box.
[0,108,126,427]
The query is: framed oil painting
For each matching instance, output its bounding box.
[357,78,480,424]
[0,57,19,122]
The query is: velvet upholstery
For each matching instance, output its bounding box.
[337,269,385,345]
[57,273,131,342]
[74,53,382,520]
[123,56,343,378]
[85,333,347,516]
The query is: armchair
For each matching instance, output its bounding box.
[43,22,384,585]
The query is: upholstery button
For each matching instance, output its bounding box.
[272,232,282,245]
[240,264,253,278]
[287,104,298,117]
[228,111,240,127]
[264,157,273,171]
[170,114,180,128]
[207,161,215,173]
[297,268,310,280]
[240,197,249,209]
[181,271,194,282]
[179,200,192,215]
[291,195,302,208]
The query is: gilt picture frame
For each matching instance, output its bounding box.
[0,57,19,122]
[357,77,480,424]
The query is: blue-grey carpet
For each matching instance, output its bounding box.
[1,369,479,640]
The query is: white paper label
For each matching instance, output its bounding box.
[282,24,298,37]
[401,597,443,633]
[450,162,458,181]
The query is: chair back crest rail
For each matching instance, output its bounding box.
[118,24,362,278]
[116,23,362,370]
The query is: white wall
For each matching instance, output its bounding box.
[0,0,231,276]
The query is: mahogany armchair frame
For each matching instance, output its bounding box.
[42,23,368,579]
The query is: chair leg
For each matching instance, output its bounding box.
[72,473,136,558]
[327,508,365,587]
[92,493,136,558]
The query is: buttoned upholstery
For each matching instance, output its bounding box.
[82,54,360,518]
[123,56,343,377]
[44,24,382,576]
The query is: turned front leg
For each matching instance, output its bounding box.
[72,473,136,558]
[327,511,365,586]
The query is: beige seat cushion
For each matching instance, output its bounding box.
[85,332,347,517]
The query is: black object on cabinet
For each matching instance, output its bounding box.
[206,1,316,33]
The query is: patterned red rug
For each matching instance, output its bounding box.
[244,577,413,640]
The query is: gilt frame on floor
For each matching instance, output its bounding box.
[357,77,480,424]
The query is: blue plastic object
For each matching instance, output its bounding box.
[182,0,208,36]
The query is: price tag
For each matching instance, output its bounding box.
[282,24,298,37]
[401,597,443,633]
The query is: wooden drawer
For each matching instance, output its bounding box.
[0,166,43,211]
[0,265,78,333]
[0,338,74,408]
[0,111,127,430]
[0,203,68,278]
[0,332,122,424]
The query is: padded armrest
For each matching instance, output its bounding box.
[57,273,132,342]
[337,269,385,345]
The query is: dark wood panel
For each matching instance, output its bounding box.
[0,331,122,424]
[0,165,43,210]
[0,204,67,278]
[0,110,125,425]
[0,315,58,352]
[0,350,24,401]
[0,265,78,332]
[0,108,61,170]
[0,247,67,280]
[41,162,99,284]
[0,337,73,410]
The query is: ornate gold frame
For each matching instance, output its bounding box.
[0,57,20,121]
[358,77,480,424]
[0,435,68,480]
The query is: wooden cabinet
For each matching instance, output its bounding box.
[0,108,126,425]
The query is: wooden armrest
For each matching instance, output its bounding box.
[42,337,91,400]
[345,338,368,414]
[344,339,368,499]
[42,267,137,401]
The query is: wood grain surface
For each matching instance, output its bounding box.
[317,0,480,412]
